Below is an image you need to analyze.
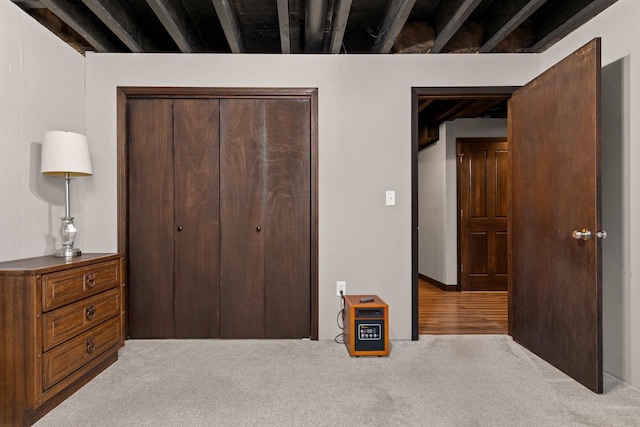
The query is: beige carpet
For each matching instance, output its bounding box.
[35,336,640,426]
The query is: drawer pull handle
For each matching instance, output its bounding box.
[86,337,96,354]
[85,272,96,288]
[86,305,97,320]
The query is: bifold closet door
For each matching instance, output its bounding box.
[220,99,311,338]
[173,99,220,338]
[128,98,220,338]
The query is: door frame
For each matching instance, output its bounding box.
[117,87,320,340]
[411,87,518,340]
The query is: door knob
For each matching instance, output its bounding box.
[177,226,183,231]
[596,231,607,239]
[256,226,262,232]
[572,228,592,241]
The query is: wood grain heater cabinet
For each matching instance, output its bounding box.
[343,295,389,356]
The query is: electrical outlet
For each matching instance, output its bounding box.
[336,281,346,297]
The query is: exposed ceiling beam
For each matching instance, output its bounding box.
[479,0,548,53]
[370,0,416,54]
[417,99,434,113]
[454,98,507,118]
[276,0,290,54]
[80,0,159,52]
[13,0,44,8]
[431,99,476,123]
[329,0,352,54]
[39,0,121,52]
[305,0,329,53]
[145,0,204,53]
[431,0,483,54]
[211,0,246,53]
[526,0,619,52]
[26,7,94,52]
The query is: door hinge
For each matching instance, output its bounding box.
[460,264,463,272]
[460,210,463,218]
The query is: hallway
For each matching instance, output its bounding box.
[419,278,508,334]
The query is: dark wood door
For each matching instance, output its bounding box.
[263,100,311,338]
[173,99,220,338]
[219,99,267,338]
[128,99,174,338]
[220,99,311,338]
[509,39,602,392]
[128,98,220,338]
[458,138,509,291]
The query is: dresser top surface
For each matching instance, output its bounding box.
[0,253,122,275]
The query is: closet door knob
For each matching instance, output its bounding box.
[177,226,184,232]
[256,226,262,232]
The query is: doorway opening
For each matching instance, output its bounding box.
[413,41,606,394]
[410,87,518,340]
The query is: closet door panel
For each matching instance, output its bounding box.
[220,99,266,338]
[128,99,175,338]
[173,99,221,338]
[264,100,311,338]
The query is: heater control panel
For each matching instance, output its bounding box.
[358,323,382,340]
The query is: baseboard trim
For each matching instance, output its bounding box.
[418,274,457,292]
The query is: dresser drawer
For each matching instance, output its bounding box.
[42,316,122,390]
[42,259,121,312]
[42,288,121,351]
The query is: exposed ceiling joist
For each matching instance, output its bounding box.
[526,0,619,52]
[13,0,43,8]
[80,0,158,52]
[25,7,93,52]
[145,0,204,53]
[12,0,620,55]
[211,0,246,53]
[370,0,417,54]
[453,98,506,118]
[431,0,483,54]
[276,0,291,54]
[305,0,329,53]
[430,99,476,123]
[418,99,434,113]
[39,0,120,52]
[479,0,548,53]
[329,0,353,54]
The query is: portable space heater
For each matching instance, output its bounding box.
[343,295,389,356]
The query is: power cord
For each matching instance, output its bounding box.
[334,290,346,344]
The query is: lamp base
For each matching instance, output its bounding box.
[54,247,82,257]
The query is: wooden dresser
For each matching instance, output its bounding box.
[0,254,125,426]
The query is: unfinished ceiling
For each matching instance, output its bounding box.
[13,0,618,55]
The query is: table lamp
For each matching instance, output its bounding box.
[41,131,93,257]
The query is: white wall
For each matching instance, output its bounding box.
[418,119,507,285]
[539,0,640,387]
[418,127,447,283]
[0,1,85,262]
[83,54,538,340]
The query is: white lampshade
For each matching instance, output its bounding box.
[41,131,93,176]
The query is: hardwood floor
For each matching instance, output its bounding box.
[419,278,508,334]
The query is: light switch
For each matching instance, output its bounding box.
[386,190,396,206]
